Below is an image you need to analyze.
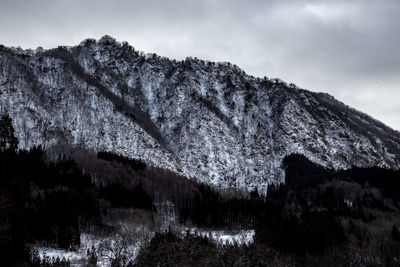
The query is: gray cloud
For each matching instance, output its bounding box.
[1,0,399,130]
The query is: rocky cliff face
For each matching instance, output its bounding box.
[1,36,399,194]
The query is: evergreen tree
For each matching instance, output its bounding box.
[0,113,18,152]
[87,245,98,266]
[392,225,400,242]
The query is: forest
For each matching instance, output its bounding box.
[1,112,400,266]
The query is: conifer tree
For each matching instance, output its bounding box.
[0,113,18,152]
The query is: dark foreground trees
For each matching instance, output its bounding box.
[0,145,100,265]
[134,154,400,266]
[134,231,295,267]
[0,113,18,152]
[2,112,400,266]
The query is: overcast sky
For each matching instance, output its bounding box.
[1,0,399,130]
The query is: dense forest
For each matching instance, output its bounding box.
[1,112,400,266]
[133,154,400,266]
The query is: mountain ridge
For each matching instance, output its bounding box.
[1,35,399,194]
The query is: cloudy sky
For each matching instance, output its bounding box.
[1,0,399,130]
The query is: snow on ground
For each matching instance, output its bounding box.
[35,229,255,266]
[36,233,104,266]
[37,247,82,263]
[183,228,255,245]
[36,233,141,266]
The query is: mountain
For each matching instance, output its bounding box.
[1,35,399,194]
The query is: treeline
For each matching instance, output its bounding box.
[135,154,400,265]
[0,114,154,266]
[179,185,264,229]
[94,150,267,230]
[1,147,156,266]
[2,111,400,265]
[256,154,400,261]
[97,151,146,171]
[0,145,100,265]
[98,182,152,210]
[134,230,294,267]
[280,153,400,214]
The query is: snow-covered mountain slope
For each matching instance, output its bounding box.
[1,36,399,194]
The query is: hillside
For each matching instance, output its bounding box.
[1,36,399,193]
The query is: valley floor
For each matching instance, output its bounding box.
[35,227,255,266]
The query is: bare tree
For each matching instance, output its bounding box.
[96,217,153,266]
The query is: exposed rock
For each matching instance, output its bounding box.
[1,37,399,194]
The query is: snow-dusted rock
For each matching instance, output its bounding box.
[1,36,399,194]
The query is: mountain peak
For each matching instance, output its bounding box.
[98,35,117,45]
[0,38,399,194]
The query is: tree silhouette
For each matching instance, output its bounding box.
[0,113,18,152]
